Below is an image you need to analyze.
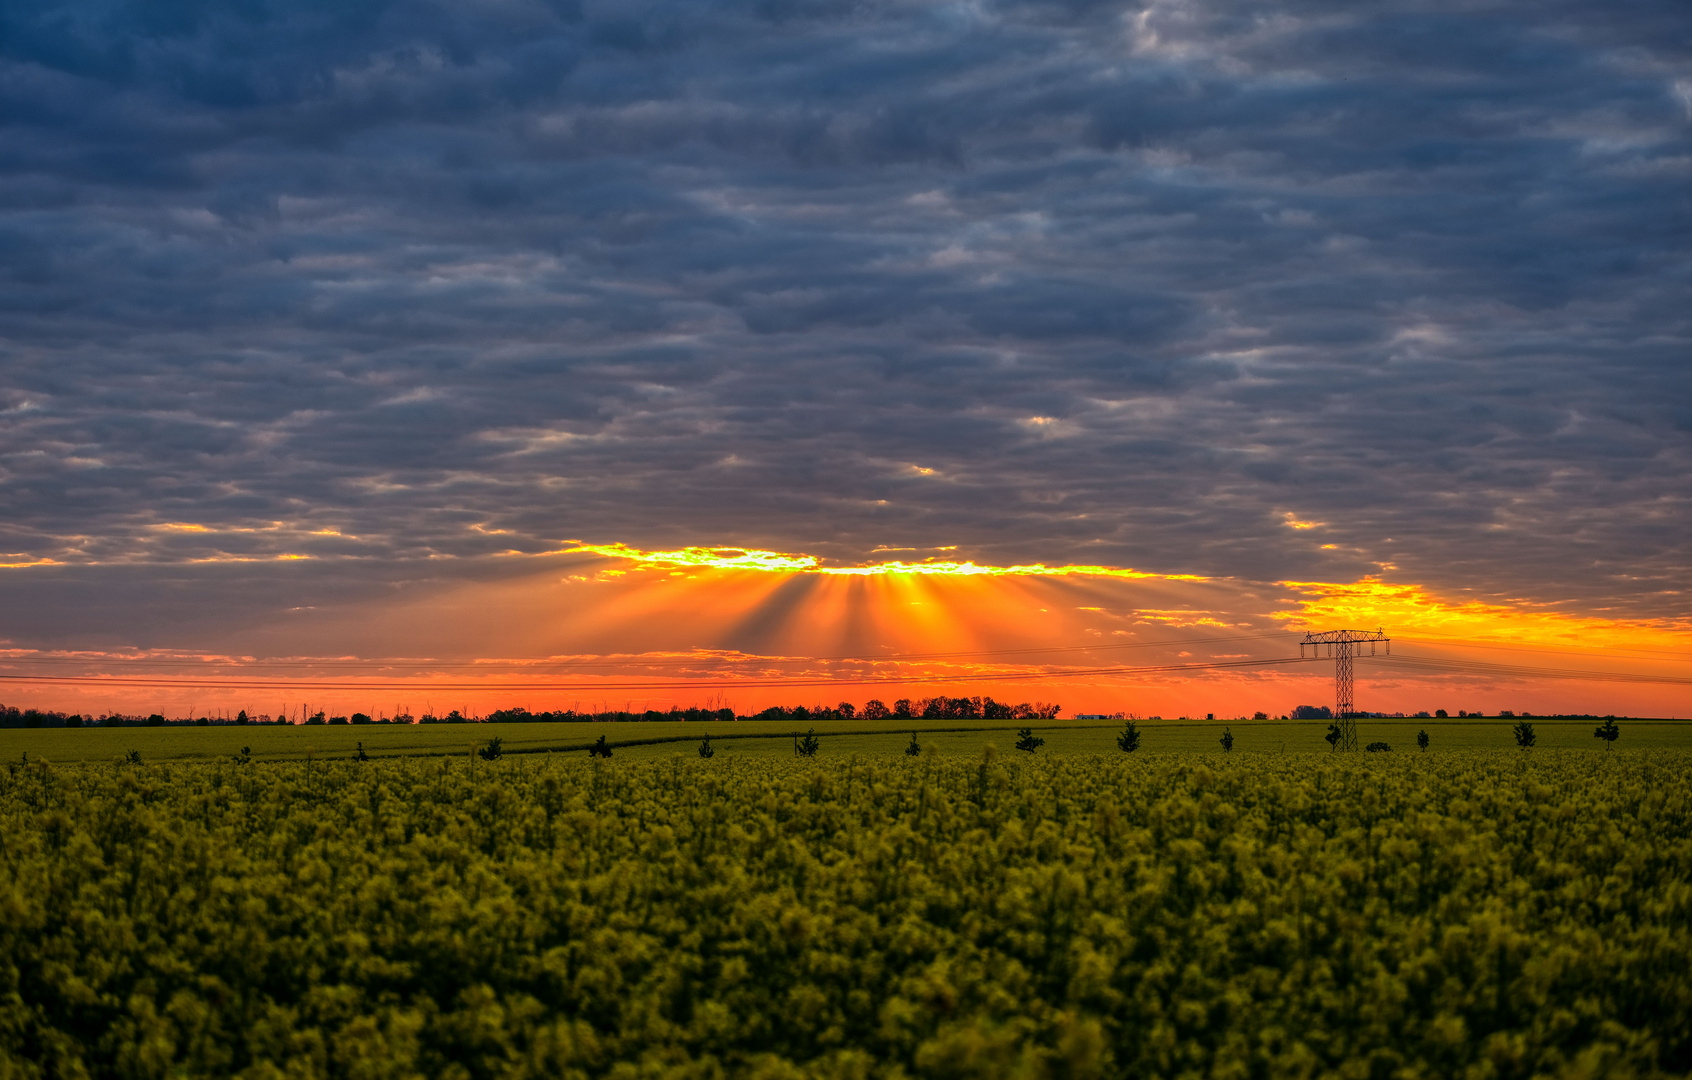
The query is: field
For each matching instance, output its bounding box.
[1,747,1687,1078]
[3,715,1687,763]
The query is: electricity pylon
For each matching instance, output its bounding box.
[1301,629,1390,750]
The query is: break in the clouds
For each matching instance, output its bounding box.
[1,0,1689,640]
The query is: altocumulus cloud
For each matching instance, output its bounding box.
[1,0,1689,641]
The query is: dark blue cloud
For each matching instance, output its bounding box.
[1,0,1689,644]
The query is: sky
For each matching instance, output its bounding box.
[1,0,1689,720]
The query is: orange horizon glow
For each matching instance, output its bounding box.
[1,540,1687,721]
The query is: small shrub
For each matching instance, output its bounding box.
[124,749,142,765]
[904,732,921,757]
[795,729,820,757]
[1366,741,1391,752]
[1015,727,1044,753]
[1219,727,1234,753]
[1513,719,1537,749]
[236,746,251,765]
[1324,723,1341,751]
[1417,730,1429,751]
[478,737,502,761]
[1116,720,1140,753]
[699,734,715,759]
[355,741,370,762]
[589,735,613,758]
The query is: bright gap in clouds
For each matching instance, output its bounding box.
[3,543,1687,721]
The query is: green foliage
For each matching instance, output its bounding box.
[1116,719,1140,753]
[1014,727,1044,752]
[794,728,820,757]
[1418,729,1430,751]
[1219,726,1234,752]
[698,734,715,759]
[1366,741,1391,752]
[1,752,1686,1078]
[1324,722,1341,751]
[1514,719,1538,749]
[1594,718,1620,749]
[123,749,141,766]
[904,732,922,757]
[477,737,502,762]
[588,734,613,758]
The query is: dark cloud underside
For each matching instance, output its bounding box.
[1,0,1689,639]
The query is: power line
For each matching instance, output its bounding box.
[0,656,1318,693]
[1395,635,1692,662]
[0,631,1295,673]
[1367,653,1692,686]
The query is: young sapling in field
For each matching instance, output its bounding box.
[1594,718,1619,750]
[1116,719,1141,753]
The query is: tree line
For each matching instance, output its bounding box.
[0,697,1062,727]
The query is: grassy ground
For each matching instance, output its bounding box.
[1,715,1683,763]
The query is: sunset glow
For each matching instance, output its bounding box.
[562,541,1209,581]
[1,0,1686,732]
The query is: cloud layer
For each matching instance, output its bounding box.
[2,0,1689,644]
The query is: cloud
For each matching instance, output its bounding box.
[0,0,1688,649]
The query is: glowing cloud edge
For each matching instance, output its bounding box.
[562,541,1208,581]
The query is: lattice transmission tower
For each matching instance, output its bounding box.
[1301,629,1390,750]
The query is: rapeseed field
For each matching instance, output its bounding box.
[2,749,1686,1078]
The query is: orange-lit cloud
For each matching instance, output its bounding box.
[1274,577,1692,652]
[561,540,1208,581]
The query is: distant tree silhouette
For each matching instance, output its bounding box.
[1513,720,1537,749]
[1417,729,1429,751]
[1116,719,1140,753]
[1594,717,1620,750]
[1219,727,1234,753]
[1015,727,1044,753]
